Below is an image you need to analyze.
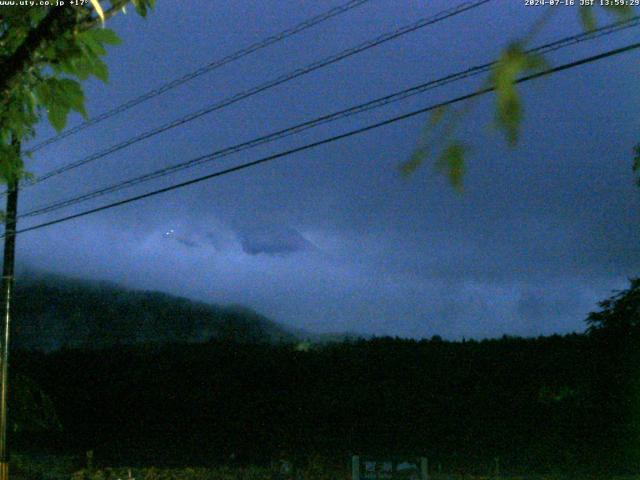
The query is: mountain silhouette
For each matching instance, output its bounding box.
[11,271,300,351]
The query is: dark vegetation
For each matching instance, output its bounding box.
[11,273,299,350]
[6,274,640,475]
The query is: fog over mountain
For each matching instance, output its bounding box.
[12,271,305,351]
[17,1,639,340]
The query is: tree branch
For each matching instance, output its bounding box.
[77,0,130,32]
[0,1,131,106]
[0,8,71,98]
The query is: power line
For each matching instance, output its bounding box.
[25,0,492,187]
[10,40,640,238]
[19,16,640,219]
[26,0,372,154]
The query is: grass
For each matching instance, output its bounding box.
[9,455,640,480]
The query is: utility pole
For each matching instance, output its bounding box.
[0,140,20,480]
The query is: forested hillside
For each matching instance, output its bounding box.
[9,276,640,475]
[12,273,298,350]
[11,331,640,475]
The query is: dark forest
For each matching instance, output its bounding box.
[9,329,640,475]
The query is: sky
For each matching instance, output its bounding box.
[12,0,640,339]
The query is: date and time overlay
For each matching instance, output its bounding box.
[2,0,639,8]
[526,0,639,6]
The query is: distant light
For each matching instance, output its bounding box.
[163,229,175,238]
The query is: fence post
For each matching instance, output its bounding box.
[351,455,360,480]
[86,450,94,471]
[419,457,428,480]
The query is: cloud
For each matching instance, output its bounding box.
[14,1,640,340]
[175,236,199,248]
[237,225,315,256]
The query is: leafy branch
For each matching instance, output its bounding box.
[402,4,636,190]
[0,0,154,184]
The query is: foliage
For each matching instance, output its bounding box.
[8,275,640,474]
[404,5,637,189]
[20,462,640,480]
[0,0,154,183]
[11,330,637,474]
[490,43,546,146]
[9,373,62,432]
[586,277,640,334]
[435,141,466,191]
[11,453,78,480]
[11,273,297,350]
[72,466,277,480]
[69,462,349,480]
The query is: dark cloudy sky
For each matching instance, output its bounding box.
[14,0,640,339]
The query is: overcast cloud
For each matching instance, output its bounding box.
[11,0,640,339]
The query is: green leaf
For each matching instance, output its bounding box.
[429,106,447,128]
[72,28,119,82]
[47,103,67,132]
[58,79,87,117]
[62,57,90,80]
[491,43,547,146]
[400,149,428,177]
[77,31,108,56]
[71,54,109,82]
[601,4,634,18]
[26,91,37,111]
[131,0,155,17]
[579,6,596,32]
[34,81,51,106]
[34,78,87,132]
[0,142,24,184]
[580,3,633,33]
[499,91,521,146]
[87,27,122,46]
[20,170,35,183]
[435,142,466,191]
[91,57,109,82]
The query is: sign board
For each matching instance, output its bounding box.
[351,456,428,480]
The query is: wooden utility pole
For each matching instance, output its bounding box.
[0,140,20,480]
